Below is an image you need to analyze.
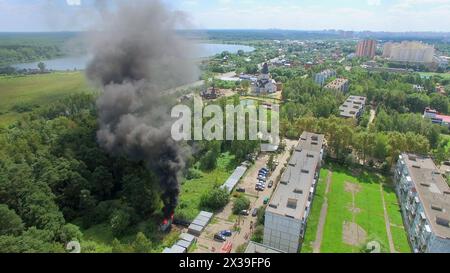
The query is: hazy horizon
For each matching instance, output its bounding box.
[0,0,449,32]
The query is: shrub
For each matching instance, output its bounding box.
[200,188,229,211]
[232,195,250,215]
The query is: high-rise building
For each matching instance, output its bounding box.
[383,41,435,63]
[355,39,376,59]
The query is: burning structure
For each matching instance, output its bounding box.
[86,0,198,229]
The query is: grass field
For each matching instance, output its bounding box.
[301,169,329,253]
[178,152,237,221]
[0,72,93,126]
[419,72,450,80]
[302,164,411,253]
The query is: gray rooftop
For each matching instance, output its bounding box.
[162,245,186,253]
[401,153,450,239]
[266,132,324,220]
[245,241,286,253]
[175,240,192,249]
[339,95,366,118]
[179,233,196,243]
[221,165,248,193]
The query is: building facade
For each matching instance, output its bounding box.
[383,41,435,63]
[356,39,376,59]
[314,69,336,86]
[263,132,325,253]
[423,107,450,128]
[394,154,450,253]
[253,63,277,94]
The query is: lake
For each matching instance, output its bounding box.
[13,43,254,71]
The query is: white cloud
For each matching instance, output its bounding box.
[66,0,81,6]
[367,0,381,6]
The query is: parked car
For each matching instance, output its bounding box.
[236,187,246,193]
[220,230,232,237]
[258,176,267,182]
[263,197,270,205]
[261,167,269,172]
[240,210,250,216]
[255,185,264,191]
[268,180,274,188]
[252,208,258,217]
[214,233,227,242]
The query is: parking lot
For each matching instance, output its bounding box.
[193,139,298,253]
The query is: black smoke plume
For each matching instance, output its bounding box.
[86,0,197,217]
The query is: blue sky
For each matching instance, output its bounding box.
[0,0,449,32]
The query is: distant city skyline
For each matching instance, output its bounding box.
[0,0,449,32]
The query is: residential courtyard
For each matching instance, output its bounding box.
[302,164,411,253]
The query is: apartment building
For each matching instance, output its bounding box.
[394,154,450,253]
[356,39,376,59]
[383,41,435,64]
[263,132,325,253]
[325,78,349,92]
[339,95,367,119]
[314,69,336,86]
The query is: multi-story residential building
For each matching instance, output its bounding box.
[423,107,450,128]
[356,39,376,59]
[339,95,367,119]
[394,154,450,253]
[263,132,325,253]
[314,69,336,86]
[383,41,435,64]
[325,78,349,92]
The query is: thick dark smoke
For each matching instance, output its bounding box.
[86,0,198,217]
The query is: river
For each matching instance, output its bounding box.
[13,43,254,71]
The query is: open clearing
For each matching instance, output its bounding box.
[0,72,92,126]
[302,164,411,253]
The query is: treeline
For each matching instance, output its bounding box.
[0,94,168,252]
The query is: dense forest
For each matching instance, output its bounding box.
[0,32,81,67]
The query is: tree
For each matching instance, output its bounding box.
[122,170,160,216]
[267,154,275,171]
[132,232,152,253]
[37,62,46,72]
[232,195,250,215]
[430,94,449,114]
[200,188,229,211]
[0,204,24,236]
[110,209,131,237]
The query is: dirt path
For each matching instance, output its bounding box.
[380,183,396,253]
[368,109,376,128]
[312,170,333,253]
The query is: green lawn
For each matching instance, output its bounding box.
[419,72,450,80]
[301,169,329,253]
[0,72,93,126]
[307,164,410,253]
[177,152,237,221]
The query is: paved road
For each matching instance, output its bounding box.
[193,139,298,253]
